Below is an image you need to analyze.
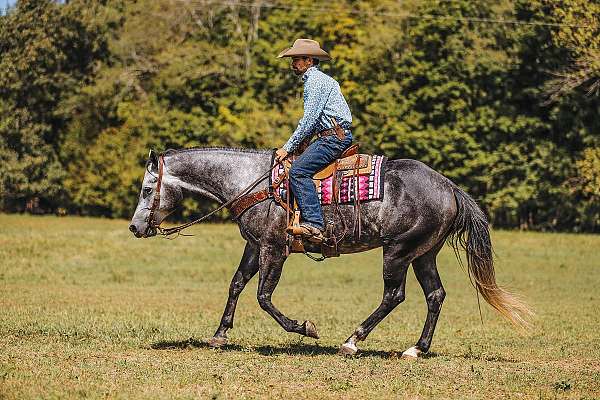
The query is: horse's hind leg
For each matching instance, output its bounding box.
[402,246,446,359]
[339,243,411,355]
[209,242,260,347]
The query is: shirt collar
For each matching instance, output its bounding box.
[302,66,318,82]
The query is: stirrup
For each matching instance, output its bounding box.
[286,210,303,235]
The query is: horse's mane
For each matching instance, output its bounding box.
[163,147,273,156]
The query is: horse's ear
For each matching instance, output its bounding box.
[149,150,159,170]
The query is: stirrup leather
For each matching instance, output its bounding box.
[286,211,305,253]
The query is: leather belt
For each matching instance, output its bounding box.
[316,128,336,138]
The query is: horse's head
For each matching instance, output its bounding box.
[129,150,183,238]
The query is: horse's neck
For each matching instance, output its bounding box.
[163,149,272,203]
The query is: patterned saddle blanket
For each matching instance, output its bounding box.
[271,153,387,205]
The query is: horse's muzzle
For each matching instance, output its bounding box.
[129,224,156,238]
[129,224,143,238]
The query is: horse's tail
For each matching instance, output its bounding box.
[448,186,534,330]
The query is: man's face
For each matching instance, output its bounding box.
[291,56,314,76]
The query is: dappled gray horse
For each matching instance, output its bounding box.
[129,147,531,358]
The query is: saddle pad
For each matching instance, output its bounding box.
[271,154,387,205]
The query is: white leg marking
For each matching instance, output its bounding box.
[339,342,358,355]
[401,346,422,359]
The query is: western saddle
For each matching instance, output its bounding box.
[230,143,372,259]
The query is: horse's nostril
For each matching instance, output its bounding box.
[129,224,137,233]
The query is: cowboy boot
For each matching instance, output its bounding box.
[298,223,324,243]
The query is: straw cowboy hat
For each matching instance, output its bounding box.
[277,38,331,61]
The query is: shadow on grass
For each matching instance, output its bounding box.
[455,352,518,363]
[149,338,245,352]
[255,343,396,358]
[149,338,441,359]
[253,343,441,359]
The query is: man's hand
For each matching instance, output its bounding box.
[275,148,289,162]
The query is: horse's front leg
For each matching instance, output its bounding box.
[209,242,259,347]
[256,245,320,339]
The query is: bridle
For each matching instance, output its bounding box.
[144,154,165,237]
[143,152,282,238]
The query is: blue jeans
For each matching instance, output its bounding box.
[289,133,353,231]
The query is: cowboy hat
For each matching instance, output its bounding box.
[277,38,331,61]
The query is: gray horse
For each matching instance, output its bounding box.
[129,147,531,358]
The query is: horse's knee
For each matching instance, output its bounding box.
[229,279,246,297]
[383,287,405,307]
[426,287,445,313]
[257,293,271,311]
[394,291,406,305]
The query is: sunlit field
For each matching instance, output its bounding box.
[1,214,599,399]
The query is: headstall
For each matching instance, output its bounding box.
[144,154,164,236]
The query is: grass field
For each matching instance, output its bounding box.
[0,214,599,399]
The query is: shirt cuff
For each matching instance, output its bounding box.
[282,141,294,153]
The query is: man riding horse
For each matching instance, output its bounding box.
[128,40,532,358]
[275,39,353,244]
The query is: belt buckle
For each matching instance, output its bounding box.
[318,128,331,138]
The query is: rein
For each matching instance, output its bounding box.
[146,153,281,238]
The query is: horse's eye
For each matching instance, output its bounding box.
[143,187,153,198]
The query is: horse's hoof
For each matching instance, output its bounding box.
[338,342,358,356]
[208,336,227,348]
[401,346,422,360]
[303,320,320,339]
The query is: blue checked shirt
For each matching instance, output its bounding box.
[283,66,352,152]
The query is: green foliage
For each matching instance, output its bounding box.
[565,147,600,231]
[576,147,600,198]
[0,0,109,210]
[1,0,599,230]
[541,0,600,101]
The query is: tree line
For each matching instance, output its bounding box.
[1,0,599,231]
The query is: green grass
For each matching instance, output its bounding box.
[0,214,599,399]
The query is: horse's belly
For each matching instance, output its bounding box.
[302,238,383,255]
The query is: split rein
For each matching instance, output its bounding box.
[145,153,281,239]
